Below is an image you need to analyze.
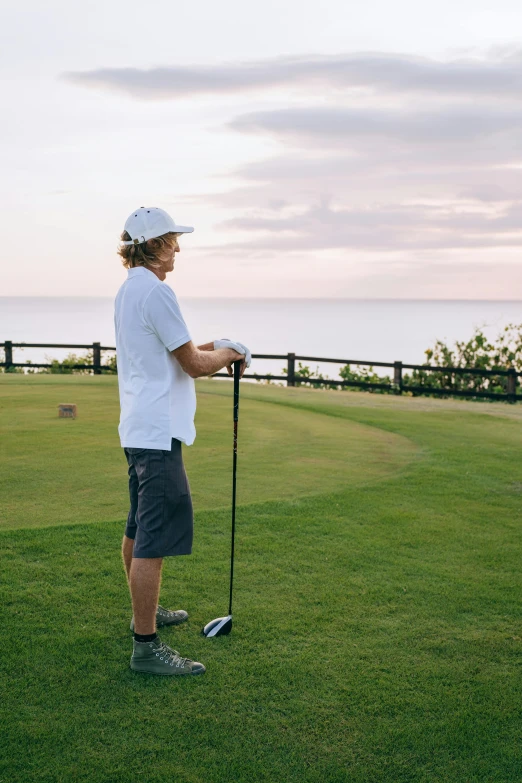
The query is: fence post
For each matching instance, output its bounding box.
[287,352,296,387]
[507,369,517,403]
[4,341,13,372]
[393,361,403,394]
[93,342,101,375]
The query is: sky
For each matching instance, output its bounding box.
[2,0,522,298]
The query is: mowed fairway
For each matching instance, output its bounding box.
[0,375,521,783]
[0,375,416,529]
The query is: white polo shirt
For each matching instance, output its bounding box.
[114,266,197,450]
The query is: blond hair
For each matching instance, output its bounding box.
[117,231,180,270]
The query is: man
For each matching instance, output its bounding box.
[114,206,251,676]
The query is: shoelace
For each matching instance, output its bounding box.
[155,642,189,668]
[157,606,178,619]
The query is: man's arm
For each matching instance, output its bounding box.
[197,342,215,351]
[172,341,246,379]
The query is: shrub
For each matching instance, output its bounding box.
[402,324,522,398]
[252,323,522,400]
[43,350,117,375]
[0,349,117,375]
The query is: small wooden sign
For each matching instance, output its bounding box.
[58,404,77,419]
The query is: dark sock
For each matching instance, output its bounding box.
[134,632,158,643]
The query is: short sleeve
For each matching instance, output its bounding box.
[142,284,191,351]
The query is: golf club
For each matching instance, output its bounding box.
[202,358,241,637]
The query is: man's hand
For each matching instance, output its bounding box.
[173,342,245,379]
[214,339,252,368]
[226,354,247,378]
[193,339,250,378]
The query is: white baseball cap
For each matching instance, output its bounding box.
[122,206,194,246]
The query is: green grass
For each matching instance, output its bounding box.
[0,375,416,529]
[0,375,521,783]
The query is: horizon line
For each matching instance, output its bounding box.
[2,296,522,303]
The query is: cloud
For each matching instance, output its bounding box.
[62,49,522,268]
[229,106,522,146]
[224,155,522,203]
[210,93,522,255]
[187,152,522,219]
[197,103,522,254]
[63,51,522,101]
[210,201,522,253]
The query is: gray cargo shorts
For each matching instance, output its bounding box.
[124,437,193,558]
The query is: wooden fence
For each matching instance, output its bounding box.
[1,341,520,402]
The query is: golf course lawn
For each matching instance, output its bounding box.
[0,375,521,782]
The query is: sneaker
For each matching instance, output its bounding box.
[130,605,189,632]
[130,636,206,676]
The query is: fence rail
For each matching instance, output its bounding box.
[1,341,520,402]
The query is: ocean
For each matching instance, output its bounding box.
[1,297,521,380]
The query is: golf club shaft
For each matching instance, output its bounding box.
[228,360,240,617]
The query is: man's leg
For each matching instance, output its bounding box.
[125,445,204,675]
[122,534,134,582]
[129,557,163,635]
[125,535,188,632]
[129,556,204,674]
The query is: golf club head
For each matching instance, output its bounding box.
[202,615,232,637]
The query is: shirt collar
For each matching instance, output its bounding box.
[127,266,156,279]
